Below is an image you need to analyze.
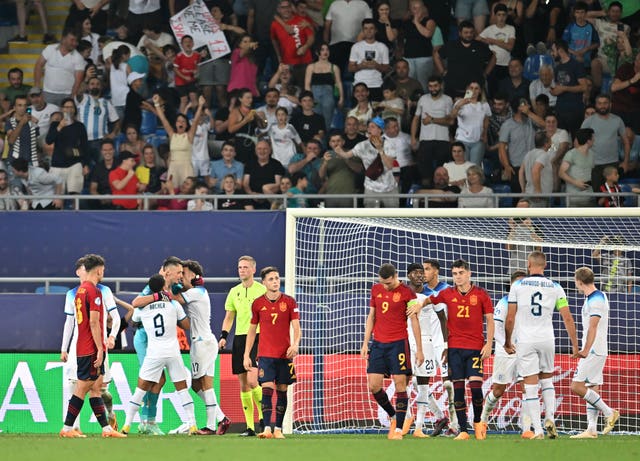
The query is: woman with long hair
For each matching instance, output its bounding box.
[109,44,131,119]
[304,42,344,129]
[450,81,491,166]
[120,124,146,163]
[153,93,205,187]
[227,88,266,164]
[227,34,259,97]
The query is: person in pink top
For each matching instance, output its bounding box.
[228,34,259,96]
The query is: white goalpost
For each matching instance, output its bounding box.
[284,208,640,435]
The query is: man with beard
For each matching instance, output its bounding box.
[77,77,120,165]
[581,94,630,192]
[550,40,588,136]
[0,169,27,211]
[392,59,424,132]
[433,21,495,99]
[411,76,453,187]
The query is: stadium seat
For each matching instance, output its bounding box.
[491,184,511,208]
[35,285,70,294]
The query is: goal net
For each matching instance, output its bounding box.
[285,208,640,435]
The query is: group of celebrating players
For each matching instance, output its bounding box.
[367,252,620,440]
[56,250,619,440]
[58,254,299,439]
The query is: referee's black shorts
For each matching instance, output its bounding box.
[232,334,259,375]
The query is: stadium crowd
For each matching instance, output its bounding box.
[0,0,639,210]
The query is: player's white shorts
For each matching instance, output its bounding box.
[190,338,218,379]
[491,354,518,385]
[516,340,555,377]
[65,350,112,383]
[410,336,437,377]
[573,354,606,386]
[139,356,188,383]
[433,343,448,377]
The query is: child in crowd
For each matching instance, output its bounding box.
[268,107,303,168]
[376,80,404,122]
[598,165,623,207]
[287,171,308,208]
[174,35,201,114]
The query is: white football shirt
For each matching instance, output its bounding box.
[581,290,609,356]
[181,286,215,342]
[132,299,186,358]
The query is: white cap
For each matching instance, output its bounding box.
[127,72,146,85]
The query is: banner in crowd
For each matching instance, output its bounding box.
[0,353,218,433]
[170,0,230,63]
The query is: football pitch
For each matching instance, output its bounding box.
[2,434,639,461]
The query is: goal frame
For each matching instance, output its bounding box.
[284,207,640,434]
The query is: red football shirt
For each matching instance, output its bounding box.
[251,293,300,359]
[75,281,104,356]
[370,282,417,343]
[174,51,201,86]
[270,16,314,65]
[430,285,493,350]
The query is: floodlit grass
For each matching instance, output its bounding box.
[1,433,639,461]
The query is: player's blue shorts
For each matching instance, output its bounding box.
[77,352,104,381]
[448,348,483,380]
[258,357,297,385]
[367,339,412,376]
[133,327,148,366]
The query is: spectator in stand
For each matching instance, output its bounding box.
[33,29,85,107]
[343,115,367,150]
[218,173,254,210]
[498,58,529,104]
[417,166,460,208]
[304,43,344,131]
[291,91,326,145]
[348,18,391,102]
[544,112,571,193]
[174,35,202,115]
[434,20,496,99]
[137,22,177,88]
[486,92,511,172]
[392,58,424,132]
[597,166,624,208]
[28,87,58,150]
[411,75,454,187]
[0,168,28,211]
[108,45,132,120]
[228,34,260,97]
[587,1,631,96]
[120,125,146,163]
[519,130,553,207]
[581,93,631,193]
[228,89,266,165]
[529,64,556,108]
[191,106,213,185]
[444,141,476,188]
[200,5,245,109]
[88,139,119,209]
[11,157,63,210]
[498,97,544,197]
[210,141,245,193]
[270,0,315,87]
[78,17,100,64]
[122,73,153,134]
[256,87,280,134]
[76,77,121,164]
[154,94,206,188]
[458,164,494,208]
[323,0,372,75]
[187,182,214,211]
[376,81,405,123]
[136,144,166,195]
[450,81,492,166]
[10,0,55,44]
[127,0,162,45]
[5,95,40,167]
[562,1,599,73]
[400,0,437,93]
[247,0,280,79]
[267,65,300,112]
[46,98,89,195]
[319,131,360,208]
[2,68,31,105]
[334,117,399,208]
[456,0,490,35]
[611,51,640,140]
[550,40,589,136]
[243,139,285,209]
[287,139,325,198]
[479,3,516,97]
[347,83,374,133]
[383,117,414,200]
[158,176,196,210]
[559,127,596,207]
[109,151,142,210]
[521,0,563,53]
[64,0,109,36]
[356,1,399,55]
[268,107,303,168]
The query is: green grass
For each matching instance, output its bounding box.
[1,434,639,461]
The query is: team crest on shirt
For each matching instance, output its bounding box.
[392,293,401,302]
[279,302,287,312]
[470,295,477,306]
[95,297,101,306]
